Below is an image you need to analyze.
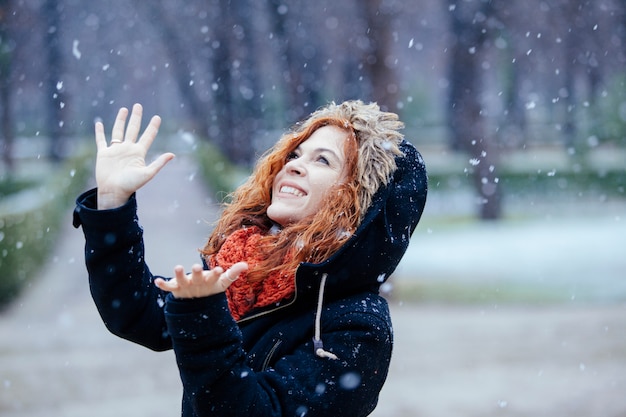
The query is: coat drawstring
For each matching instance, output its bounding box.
[312,273,339,360]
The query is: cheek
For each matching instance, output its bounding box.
[270,173,283,200]
[309,178,339,209]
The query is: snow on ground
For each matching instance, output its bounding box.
[395,188,626,304]
[1,147,625,416]
[396,212,626,302]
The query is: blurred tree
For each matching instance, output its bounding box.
[558,0,590,151]
[138,1,212,142]
[447,0,502,220]
[552,0,619,154]
[228,0,266,164]
[43,0,67,161]
[1,0,623,218]
[209,0,264,165]
[500,51,526,147]
[267,0,324,122]
[361,0,400,112]
[489,1,529,149]
[0,0,14,171]
[208,0,237,159]
[138,0,261,164]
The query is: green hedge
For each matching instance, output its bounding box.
[194,141,250,201]
[0,152,91,307]
[428,168,626,198]
[0,178,37,198]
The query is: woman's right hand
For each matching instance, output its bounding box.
[95,103,175,209]
[154,261,249,299]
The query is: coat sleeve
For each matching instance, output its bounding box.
[164,293,393,417]
[73,188,172,351]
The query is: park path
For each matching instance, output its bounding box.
[1,149,625,417]
[0,153,212,417]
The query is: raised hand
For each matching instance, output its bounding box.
[95,103,175,209]
[154,262,249,299]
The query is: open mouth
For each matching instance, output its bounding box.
[280,185,306,197]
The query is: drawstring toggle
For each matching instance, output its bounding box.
[313,273,339,360]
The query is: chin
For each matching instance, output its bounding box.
[267,207,288,226]
[268,210,301,227]
[269,215,297,226]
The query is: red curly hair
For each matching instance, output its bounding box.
[202,117,361,283]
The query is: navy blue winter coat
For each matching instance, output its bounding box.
[73,139,427,417]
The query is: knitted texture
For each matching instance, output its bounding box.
[210,226,295,321]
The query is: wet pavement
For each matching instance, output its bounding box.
[1,152,625,417]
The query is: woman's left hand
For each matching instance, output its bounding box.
[155,262,248,299]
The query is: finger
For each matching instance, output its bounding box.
[111,107,129,143]
[154,277,178,292]
[174,265,186,280]
[137,115,162,148]
[207,266,224,284]
[95,121,106,151]
[189,264,205,285]
[124,103,144,143]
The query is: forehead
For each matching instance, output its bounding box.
[299,125,348,152]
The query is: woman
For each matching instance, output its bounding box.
[73,100,427,416]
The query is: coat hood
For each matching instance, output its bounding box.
[295,138,427,304]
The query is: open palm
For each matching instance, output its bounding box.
[95,104,175,209]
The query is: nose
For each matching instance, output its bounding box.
[284,158,306,176]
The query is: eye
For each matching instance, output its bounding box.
[317,155,330,165]
[286,151,299,162]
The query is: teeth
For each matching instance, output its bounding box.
[280,186,305,197]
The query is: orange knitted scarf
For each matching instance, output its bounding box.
[209,226,295,321]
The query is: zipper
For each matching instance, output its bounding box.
[261,339,283,371]
[236,265,306,324]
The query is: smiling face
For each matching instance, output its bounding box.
[266,125,349,227]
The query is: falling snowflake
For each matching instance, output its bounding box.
[72,40,81,59]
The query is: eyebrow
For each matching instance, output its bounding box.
[296,146,343,162]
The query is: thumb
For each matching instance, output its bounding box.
[229,262,249,277]
[218,262,249,289]
[147,152,175,176]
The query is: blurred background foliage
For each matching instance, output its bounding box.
[0,147,91,306]
[1,0,624,221]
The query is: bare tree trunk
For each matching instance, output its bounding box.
[0,0,15,172]
[229,0,264,164]
[138,0,258,165]
[447,0,502,220]
[210,0,238,160]
[267,0,323,123]
[361,0,399,112]
[43,0,67,162]
[138,2,211,140]
[559,0,580,153]
[501,46,527,148]
[556,0,608,157]
[207,0,261,164]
